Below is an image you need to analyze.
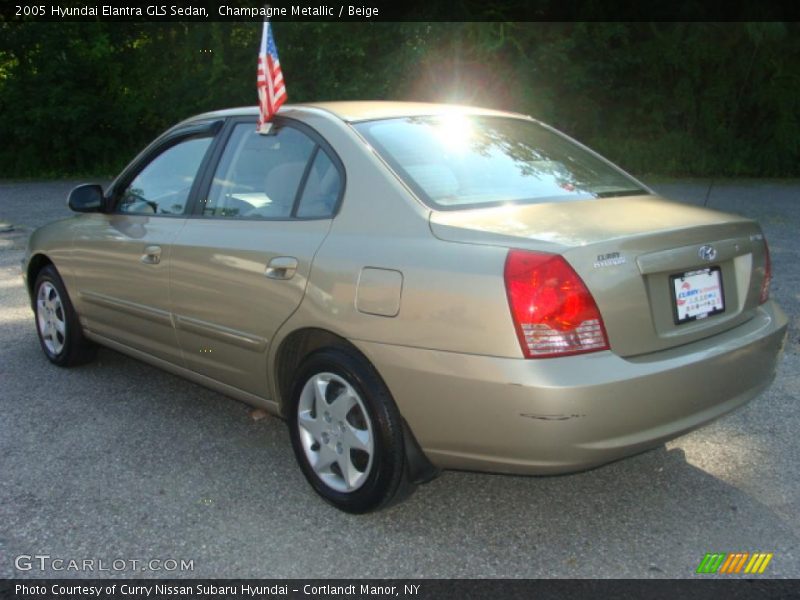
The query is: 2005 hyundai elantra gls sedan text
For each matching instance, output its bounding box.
[23,102,788,512]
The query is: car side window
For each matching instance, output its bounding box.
[203,123,315,219]
[118,136,212,215]
[295,150,342,218]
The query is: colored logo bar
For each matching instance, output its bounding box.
[696,553,773,574]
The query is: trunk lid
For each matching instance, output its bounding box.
[430,195,769,357]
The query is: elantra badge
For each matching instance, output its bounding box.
[698,245,718,262]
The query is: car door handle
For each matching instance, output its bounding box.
[265,256,298,280]
[140,245,162,265]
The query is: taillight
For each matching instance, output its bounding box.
[504,249,609,358]
[760,240,771,304]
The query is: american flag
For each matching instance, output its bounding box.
[257,21,286,133]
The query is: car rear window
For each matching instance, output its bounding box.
[354,115,647,210]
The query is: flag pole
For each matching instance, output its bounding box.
[256,2,286,134]
[257,4,273,135]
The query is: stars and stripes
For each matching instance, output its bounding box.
[257,20,286,133]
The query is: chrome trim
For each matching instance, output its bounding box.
[81,291,172,326]
[174,314,268,352]
[636,237,744,275]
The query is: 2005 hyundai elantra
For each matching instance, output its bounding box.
[23,102,788,512]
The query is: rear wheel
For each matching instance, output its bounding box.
[34,265,96,366]
[288,347,411,513]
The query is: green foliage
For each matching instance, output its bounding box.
[1,22,799,178]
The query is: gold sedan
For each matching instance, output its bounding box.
[23,102,788,512]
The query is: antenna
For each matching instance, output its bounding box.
[703,179,714,207]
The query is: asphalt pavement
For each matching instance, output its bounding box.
[0,179,798,578]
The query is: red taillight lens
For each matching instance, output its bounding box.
[504,249,610,358]
[760,240,771,304]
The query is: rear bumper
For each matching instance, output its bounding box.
[354,301,788,475]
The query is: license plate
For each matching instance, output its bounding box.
[670,267,725,324]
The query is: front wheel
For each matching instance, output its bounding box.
[288,348,411,513]
[33,265,96,367]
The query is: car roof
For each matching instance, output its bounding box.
[186,101,529,124]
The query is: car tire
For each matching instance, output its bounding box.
[33,265,96,367]
[288,347,412,513]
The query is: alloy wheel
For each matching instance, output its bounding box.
[296,372,374,493]
[37,281,66,356]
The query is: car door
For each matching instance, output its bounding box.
[169,118,344,398]
[69,122,220,364]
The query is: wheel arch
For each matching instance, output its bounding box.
[272,326,439,485]
[273,327,361,417]
[26,253,55,306]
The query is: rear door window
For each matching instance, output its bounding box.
[203,123,316,219]
[295,150,342,218]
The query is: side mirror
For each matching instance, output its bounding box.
[67,184,105,213]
